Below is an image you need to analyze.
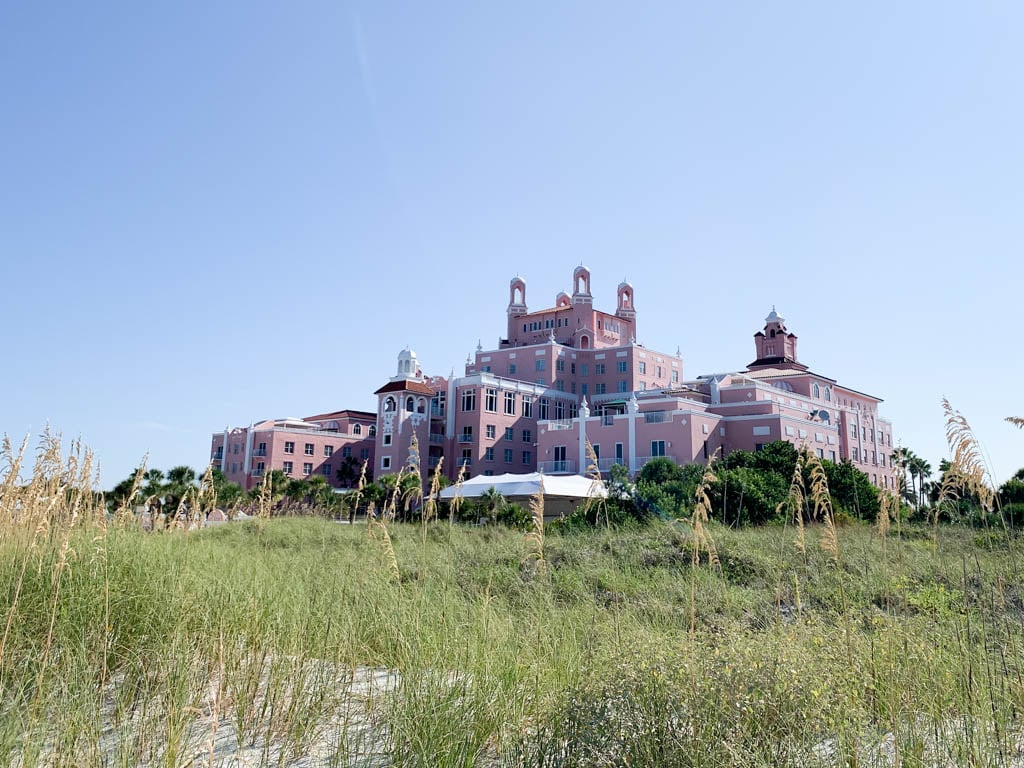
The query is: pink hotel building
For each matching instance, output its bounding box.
[211,267,898,492]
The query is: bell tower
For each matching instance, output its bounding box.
[749,308,805,370]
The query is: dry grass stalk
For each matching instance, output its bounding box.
[366,502,400,582]
[256,469,275,530]
[405,433,423,515]
[1006,416,1024,429]
[198,464,217,522]
[804,451,839,565]
[449,463,466,528]
[581,440,608,527]
[690,462,720,569]
[876,490,893,539]
[524,478,546,572]
[779,455,807,556]
[383,466,406,523]
[422,456,444,530]
[943,398,996,514]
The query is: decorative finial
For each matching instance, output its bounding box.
[476,339,482,352]
[549,330,556,343]
[676,346,681,357]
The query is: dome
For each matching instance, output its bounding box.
[765,307,784,324]
[395,347,420,378]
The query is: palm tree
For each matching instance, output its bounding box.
[163,465,198,518]
[908,455,932,510]
[479,486,506,524]
[336,456,360,488]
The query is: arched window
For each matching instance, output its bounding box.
[405,396,415,412]
[824,387,832,402]
[813,383,820,398]
[383,397,396,412]
[369,425,377,437]
[353,424,362,435]
[417,397,426,413]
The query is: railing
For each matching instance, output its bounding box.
[252,468,264,477]
[597,457,626,471]
[538,460,575,474]
[457,457,473,467]
[546,420,574,431]
[643,411,668,423]
[429,433,445,444]
[430,406,445,417]
[601,414,616,426]
[458,434,474,444]
[253,449,267,457]
[428,456,443,467]
[633,455,675,469]
[213,451,224,460]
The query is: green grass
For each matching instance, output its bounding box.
[2,516,1023,766]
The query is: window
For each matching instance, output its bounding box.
[829,451,836,462]
[535,359,546,372]
[461,389,476,411]
[522,450,532,464]
[594,363,606,375]
[556,380,564,391]
[592,444,600,459]
[753,426,771,436]
[383,433,393,446]
[342,446,352,458]
[485,447,495,461]
[852,447,859,461]
[617,381,628,393]
[369,425,377,437]
[509,363,517,375]
[324,445,334,457]
[322,463,332,476]
[283,461,294,474]
[617,361,627,373]
[353,424,362,435]
[656,366,663,378]
[233,444,239,454]
[485,388,498,412]
[581,383,588,395]
[383,397,396,412]
[381,456,392,470]
[522,429,532,443]
[850,425,857,437]
[304,443,314,456]
[303,463,313,476]
[359,448,369,460]
[406,396,415,412]
[813,383,821,398]
[504,448,514,463]
[460,427,473,443]
[651,440,666,457]
[460,448,472,466]
[580,364,589,376]
[255,461,265,476]
[672,371,679,383]
[825,387,832,402]
[556,358,565,372]
[594,383,607,394]
[485,425,496,439]
[504,427,514,441]
[615,443,623,461]
[284,441,295,454]
[638,362,646,374]
[538,398,550,420]
[816,448,824,458]
[522,396,533,418]
[231,462,237,473]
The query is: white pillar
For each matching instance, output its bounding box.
[628,392,639,474]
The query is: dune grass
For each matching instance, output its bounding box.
[1,505,1023,766]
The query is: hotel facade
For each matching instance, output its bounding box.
[210,267,898,492]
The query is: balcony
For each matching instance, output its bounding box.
[457,457,473,467]
[633,455,675,470]
[430,406,445,418]
[601,414,616,426]
[538,460,575,474]
[458,434,474,444]
[428,456,443,468]
[546,420,574,431]
[429,433,446,444]
[253,448,267,457]
[597,457,626,471]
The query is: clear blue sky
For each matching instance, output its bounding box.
[2,2,1022,489]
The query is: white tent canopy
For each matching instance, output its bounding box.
[438,472,606,520]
